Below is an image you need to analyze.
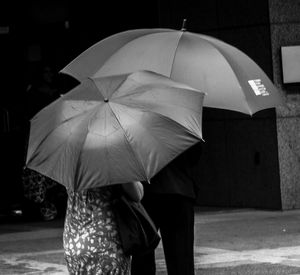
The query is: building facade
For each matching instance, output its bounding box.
[1,0,299,211]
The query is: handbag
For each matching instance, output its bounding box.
[113,194,161,256]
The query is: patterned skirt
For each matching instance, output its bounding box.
[63,187,130,275]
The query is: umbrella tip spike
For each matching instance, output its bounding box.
[181,18,187,31]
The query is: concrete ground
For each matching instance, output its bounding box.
[1,208,300,274]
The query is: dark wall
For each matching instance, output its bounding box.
[1,0,282,211]
[195,109,281,209]
[1,0,160,211]
[157,0,281,209]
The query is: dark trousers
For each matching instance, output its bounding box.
[131,193,195,275]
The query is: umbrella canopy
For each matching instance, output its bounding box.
[26,71,205,191]
[61,28,284,115]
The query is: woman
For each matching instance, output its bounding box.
[63,181,144,274]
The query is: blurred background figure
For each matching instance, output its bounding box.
[19,64,69,222]
[25,63,60,120]
[22,168,67,221]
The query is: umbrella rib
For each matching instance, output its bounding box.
[112,99,203,141]
[32,103,102,153]
[114,84,204,114]
[200,38,253,114]
[27,134,80,191]
[29,108,98,191]
[117,95,203,115]
[108,104,149,181]
[114,103,203,146]
[72,132,87,191]
[119,108,203,179]
[143,109,203,139]
[169,31,184,78]
[72,108,101,191]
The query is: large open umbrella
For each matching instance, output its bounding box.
[61,28,284,115]
[26,71,205,191]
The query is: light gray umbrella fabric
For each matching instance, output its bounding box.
[26,71,205,191]
[61,29,284,115]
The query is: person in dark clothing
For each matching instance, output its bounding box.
[131,142,202,275]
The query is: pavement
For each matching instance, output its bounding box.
[1,208,300,274]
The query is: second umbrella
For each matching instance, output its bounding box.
[26,70,205,191]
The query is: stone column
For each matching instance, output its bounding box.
[269,0,300,209]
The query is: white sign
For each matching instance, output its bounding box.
[248,79,269,96]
